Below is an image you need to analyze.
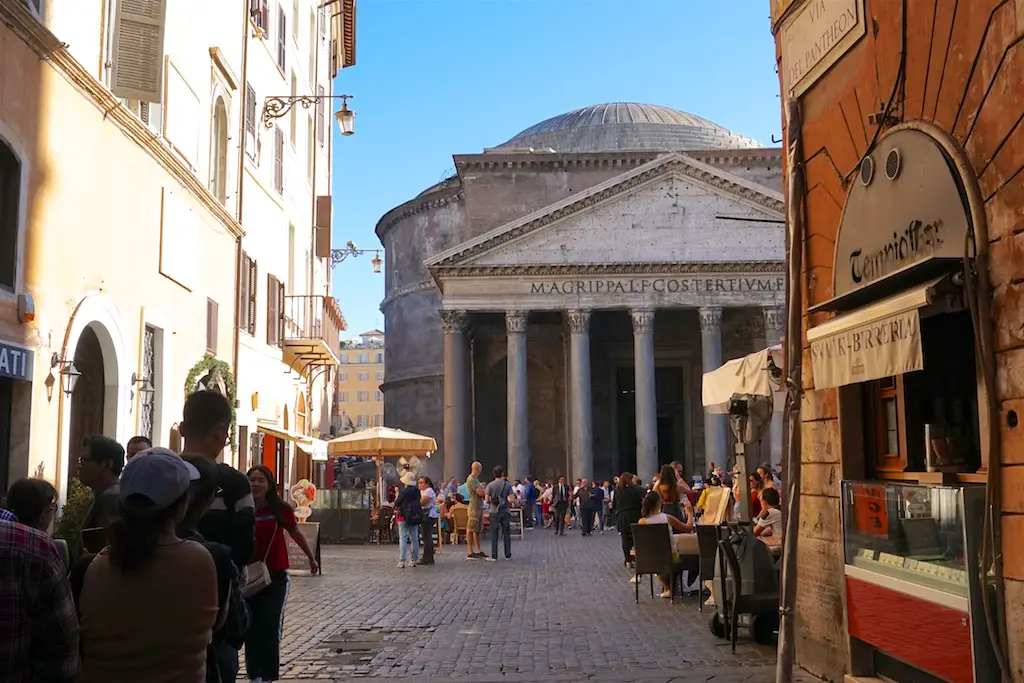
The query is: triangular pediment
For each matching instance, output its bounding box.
[426,153,785,272]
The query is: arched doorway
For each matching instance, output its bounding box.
[68,325,106,484]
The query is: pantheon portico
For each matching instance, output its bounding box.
[376,104,785,484]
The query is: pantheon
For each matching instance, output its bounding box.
[376,103,784,485]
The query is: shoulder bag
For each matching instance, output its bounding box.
[242,523,277,598]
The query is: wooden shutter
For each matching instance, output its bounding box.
[316,85,325,145]
[277,6,287,71]
[260,0,269,30]
[206,299,219,353]
[244,83,257,159]
[273,127,284,193]
[239,252,250,333]
[111,0,168,103]
[247,258,257,336]
[315,196,331,258]
[267,276,280,346]
[277,279,286,345]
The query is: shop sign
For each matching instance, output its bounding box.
[0,340,34,382]
[809,308,923,390]
[852,482,889,538]
[780,0,866,96]
[833,129,969,300]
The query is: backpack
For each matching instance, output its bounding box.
[400,487,423,525]
[489,481,510,509]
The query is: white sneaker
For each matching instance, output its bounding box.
[410,561,418,567]
[397,561,405,568]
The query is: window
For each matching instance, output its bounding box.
[339,355,348,364]
[319,5,327,39]
[267,274,285,347]
[289,73,297,146]
[138,101,163,136]
[308,9,316,87]
[273,126,284,194]
[110,0,166,103]
[250,0,269,32]
[338,391,348,402]
[357,414,367,427]
[287,224,296,294]
[357,391,369,402]
[206,299,219,353]
[374,390,383,402]
[375,372,384,382]
[239,253,257,335]
[376,353,383,363]
[316,85,325,145]
[244,83,257,160]
[307,114,314,181]
[211,98,229,204]
[358,353,368,363]
[238,426,249,471]
[339,372,348,381]
[0,140,20,291]
[374,414,382,426]
[358,371,369,381]
[277,5,287,71]
[24,0,43,19]
[291,0,298,41]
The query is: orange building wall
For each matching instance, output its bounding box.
[770,1,1024,680]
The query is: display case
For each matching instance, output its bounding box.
[841,481,996,683]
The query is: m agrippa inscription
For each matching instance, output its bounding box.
[529,276,786,296]
[781,0,865,97]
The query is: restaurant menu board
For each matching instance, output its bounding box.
[285,522,320,576]
[851,483,889,537]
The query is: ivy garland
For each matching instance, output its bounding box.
[184,353,238,454]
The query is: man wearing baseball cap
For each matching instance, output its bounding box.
[76,448,220,682]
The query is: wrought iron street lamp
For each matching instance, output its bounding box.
[50,353,81,396]
[331,240,382,272]
[262,93,355,136]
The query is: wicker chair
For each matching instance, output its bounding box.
[375,506,395,545]
[450,507,469,545]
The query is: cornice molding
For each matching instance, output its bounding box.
[1,2,244,240]
[375,186,464,241]
[454,148,783,173]
[426,154,785,269]
[431,260,785,279]
[379,279,436,310]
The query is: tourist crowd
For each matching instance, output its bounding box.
[0,390,317,683]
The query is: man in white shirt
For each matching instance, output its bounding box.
[753,487,783,540]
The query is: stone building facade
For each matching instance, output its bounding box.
[377,103,784,485]
[770,1,1024,681]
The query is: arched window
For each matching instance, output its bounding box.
[211,98,229,205]
[0,139,20,291]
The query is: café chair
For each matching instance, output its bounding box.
[631,523,686,605]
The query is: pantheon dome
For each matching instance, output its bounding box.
[494,102,762,154]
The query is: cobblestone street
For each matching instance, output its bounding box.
[269,528,817,683]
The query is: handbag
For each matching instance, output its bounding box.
[242,523,277,598]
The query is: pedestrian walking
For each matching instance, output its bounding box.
[416,476,437,566]
[614,473,644,567]
[244,465,318,683]
[76,448,218,682]
[574,479,594,536]
[394,472,422,568]
[552,476,570,536]
[485,467,513,561]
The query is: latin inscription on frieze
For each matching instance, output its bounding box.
[529,276,786,296]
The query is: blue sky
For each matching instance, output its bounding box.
[329,0,782,337]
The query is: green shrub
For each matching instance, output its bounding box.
[55,477,93,541]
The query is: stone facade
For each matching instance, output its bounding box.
[378,109,784,486]
[771,1,1024,681]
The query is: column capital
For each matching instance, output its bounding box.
[763,306,785,333]
[630,309,655,335]
[565,309,592,334]
[439,309,469,334]
[698,306,723,332]
[506,310,529,334]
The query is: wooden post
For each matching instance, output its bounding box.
[776,98,805,683]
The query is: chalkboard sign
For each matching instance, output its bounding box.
[285,522,320,575]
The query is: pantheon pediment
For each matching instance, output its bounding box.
[426,152,785,274]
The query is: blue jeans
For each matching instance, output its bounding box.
[490,511,511,559]
[523,501,536,527]
[534,502,544,527]
[399,520,420,564]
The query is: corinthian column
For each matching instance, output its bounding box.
[700,306,728,471]
[631,309,658,483]
[506,310,530,481]
[441,310,471,481]
[566,309,593,481]
[763,306,785,469]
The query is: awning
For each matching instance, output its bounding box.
[702,346,783,414]
[256,420,305,443]
[807,277,945,390]
[297,438,330,461]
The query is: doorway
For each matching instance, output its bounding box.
[0,377,11,493]
[68,325,107,486]
[613,365,688,479]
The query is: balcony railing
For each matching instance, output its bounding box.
[282,295,346,366]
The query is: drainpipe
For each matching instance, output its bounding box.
[231,0,252,465]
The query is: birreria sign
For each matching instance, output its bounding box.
[809,309,923,390]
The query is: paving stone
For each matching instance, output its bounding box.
[251,529,818,682]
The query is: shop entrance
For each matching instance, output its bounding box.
[0,377,11,493]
